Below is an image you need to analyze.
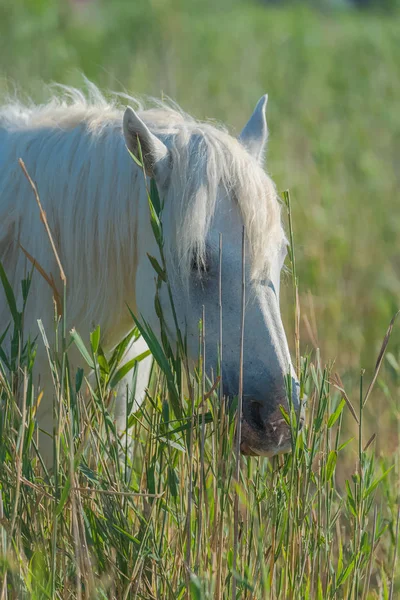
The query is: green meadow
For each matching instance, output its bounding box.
[0,1,399,597]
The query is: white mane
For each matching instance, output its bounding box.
[0,83,284,332]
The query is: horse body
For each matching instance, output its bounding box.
[0,83,301,462]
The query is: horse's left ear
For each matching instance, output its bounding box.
[123,106,170,179]
[239,95,268,163]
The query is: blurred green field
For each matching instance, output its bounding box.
[1,1,400,597]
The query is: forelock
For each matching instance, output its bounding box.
[161,121,285,282]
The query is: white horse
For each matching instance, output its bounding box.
[0,83,301,463]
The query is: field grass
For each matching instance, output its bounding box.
[0,177,399,598]
[0,0,400,597]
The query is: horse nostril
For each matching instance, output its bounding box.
[249,401,265,431]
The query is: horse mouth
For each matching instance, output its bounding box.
[240,441,260,456]
[239,404,305,457]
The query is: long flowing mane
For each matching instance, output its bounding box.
[0,83,284,331]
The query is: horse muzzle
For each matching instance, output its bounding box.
[239,398,305,457]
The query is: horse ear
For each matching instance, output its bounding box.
[239,95,268,163]
[123,106,169,179]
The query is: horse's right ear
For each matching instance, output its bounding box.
[123,106,169,179]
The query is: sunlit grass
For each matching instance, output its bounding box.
[0,176,398,598]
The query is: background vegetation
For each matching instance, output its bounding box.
[0,0,399,597]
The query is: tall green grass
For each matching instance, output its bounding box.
[0,171,398,598]
[1,0,400,395]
